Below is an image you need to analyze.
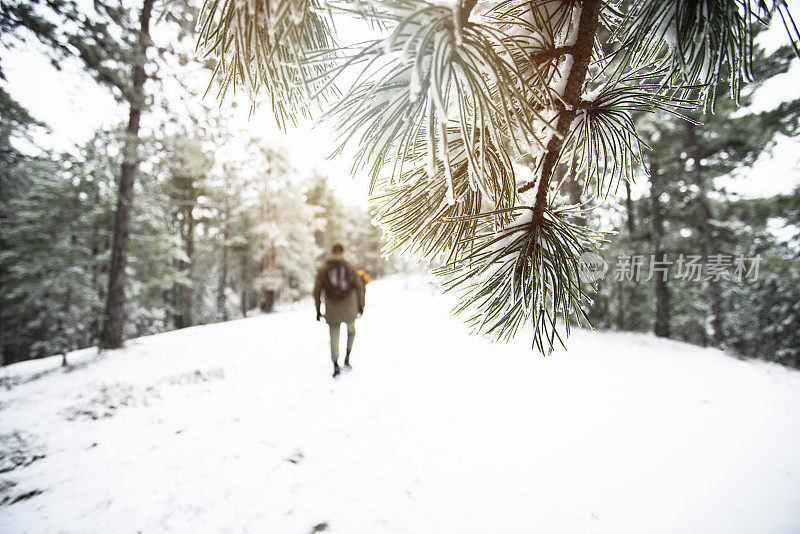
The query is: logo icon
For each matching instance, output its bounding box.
[578,252,609,283]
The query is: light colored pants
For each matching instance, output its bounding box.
[329,321,356,363]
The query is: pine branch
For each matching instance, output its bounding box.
[194,0,800,352]
[196,0,338,127]
[518,0,602,223]
[460,0,478,22]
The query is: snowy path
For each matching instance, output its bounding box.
[2,276,800,534]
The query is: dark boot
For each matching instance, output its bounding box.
[343,349,352,370]
[332,362,340,378]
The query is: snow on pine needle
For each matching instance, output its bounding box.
[371,124,516,263]
[319,0,547,193]
[196,0,338,127]
[435,205,603,352]
[198,0,800,351]
[563,65,701,200]
[611,0,800,107]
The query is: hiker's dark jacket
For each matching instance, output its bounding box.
[313,255,365,325]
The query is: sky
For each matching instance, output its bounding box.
[3,1,800,206]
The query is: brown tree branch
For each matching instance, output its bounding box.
[460,0,479,24]
[518,0,602,225]
[529,45,577,66]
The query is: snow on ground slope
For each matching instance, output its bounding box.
[1,275,800,534]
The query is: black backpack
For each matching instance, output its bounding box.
[323,261,352,300]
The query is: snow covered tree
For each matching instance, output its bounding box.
[249,147,320,311]
[207,161,241,321]
[722,186,800,367]
[2,0,203,348]
[160,132,215,328]
[197,0,800,352]
[0,126,120,365]
[306,174,387,275]
[633,43,799,346]
[208,142,323,316]
[585,39,799,358]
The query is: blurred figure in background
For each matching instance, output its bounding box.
[314,244,365,377]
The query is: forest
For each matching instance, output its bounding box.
[1,0,799,369]
[0,0,389,365]
[585,42,800,368]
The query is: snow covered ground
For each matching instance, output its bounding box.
[2,275,800,534]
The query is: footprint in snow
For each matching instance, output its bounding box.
[285,450,305,464]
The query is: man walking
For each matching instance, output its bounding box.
[314,244,365,377]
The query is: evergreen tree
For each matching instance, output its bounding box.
[305,172,343,250]
[1,4,389,364]
[0,89,44,362]
[306,173,387,275]
[2,0,201,348]
[98,0,157,348]
[0,136,115,365]
[0,86,106,365]
[635,44,799,346]
[198,0,800,351]
[161,132,214,328]
[585,41,799,363]
[208,161,239,322]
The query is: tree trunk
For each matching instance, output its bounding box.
[624,180,635,235]
[217,197,230,321]
[240,252,248,318]
[0,308,5,367]
[59,232,77,365]
[170,261,183,329]
[258,244,276,312]
[183,207,195,327]
[93,217,111,341]
[99,0,155,349]
[615,277,626,330]
[90,239,101,340]
[260,290,276,313]
[686,122,725,346]
[649,162,670,338]
[520,0,602,220]
[698,193,725,346]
